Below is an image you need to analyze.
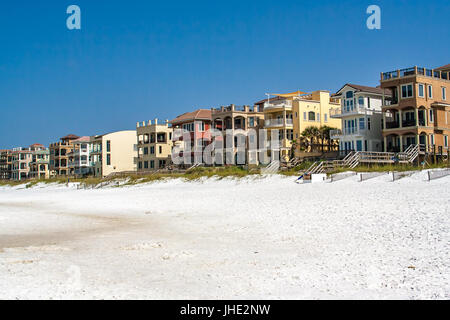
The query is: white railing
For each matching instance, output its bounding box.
[265,118,293,127]
[330,128,367,137]
[264,101,292,110]
[330,105,368,117]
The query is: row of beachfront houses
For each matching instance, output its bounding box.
[1,64,449,181]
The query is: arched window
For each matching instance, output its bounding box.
[308,111,315,121]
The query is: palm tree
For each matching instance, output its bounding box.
[319,125,338,152]
[301,126,321,152]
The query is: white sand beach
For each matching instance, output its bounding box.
[0,172,449,299]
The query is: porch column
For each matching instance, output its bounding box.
[383,111,387,130]
[416,134,420,146]
[415,109,419,126]
[384,136,387,152]
[399,135,403,152]
[424,109,428,126]
[398,109,403,128]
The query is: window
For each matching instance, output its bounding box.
[346,91,353,99]
[359,118,365,130]
[199,122,205,132]
[324,113,328,122]
[430,134,435,146]
[367,117,371,130]
[144,161,148,169]
[106,154,111,165]
[106,140,111,152]
[429,109,434,123]
[159,146,162,154]
[150,160,155,169]
[358,97,364,106]
[143,147,148,155]
[443,87,447,100]
[249,117,255,127]
[401,84,413,98]
[308,111,315,121]
[303,112,307,120]
[428,85,433,98]
[418,84,425,98]
[316,113,320,122]
[444,135,448,148]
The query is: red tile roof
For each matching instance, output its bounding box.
[170,109,212,124]
[436,64,450,71]
[61,134,80,140]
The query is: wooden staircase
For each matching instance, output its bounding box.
[302,144,423,176]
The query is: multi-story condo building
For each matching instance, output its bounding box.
[211,104,265,164]
[68,136,93,176]
[11,148,33,181]
[170,109,212,166]
[0,150,12,180]
[330,84,389,153]
[380,65,450,152]
[90,130,137,177]
[136,119,173,171]
[255,90,342,161]
[29,146,50,179]
[11,144,47,181]
[49,134,80,176]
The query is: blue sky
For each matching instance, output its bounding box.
[0,0,449,148]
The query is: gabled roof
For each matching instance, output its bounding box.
[170,109,212,124]
[30,143,44,147]
[334,83,391,96]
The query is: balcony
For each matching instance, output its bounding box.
[330,128,367,139]
[329,105,370,118]
[263,101,292,111]
[264,118,293,127]
[385,121,400,129]
[382,66,449,82]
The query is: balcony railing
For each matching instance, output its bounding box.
[330,128,367,138]
[385,121,400,129]
[330,105,368,117]
[264,118,293,127]
[264,101,292,110]
[382,66,449,81]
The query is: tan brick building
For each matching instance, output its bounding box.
[49,134,80,176]
[381,65,450,153]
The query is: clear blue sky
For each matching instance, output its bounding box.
[0,0,449,148]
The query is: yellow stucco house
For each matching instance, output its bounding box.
[256,90,342,161]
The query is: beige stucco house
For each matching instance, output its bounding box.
[90,130,137,177]
[136,119,173,171]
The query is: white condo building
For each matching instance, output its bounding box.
[68,136,93,176]
[330,84,390,154]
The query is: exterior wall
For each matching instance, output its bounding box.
[29,150,50,179]
[136,119,173,171]
[331,86,385,152]
[0,150,12,180]
[293,91,342,158]
[11,150,33,181]
[172,120,212,165]
[92,130,137,177]
[69,141,93,176]
[211,105,265,165]
[49,140,76,176]
[381,66,450,152]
